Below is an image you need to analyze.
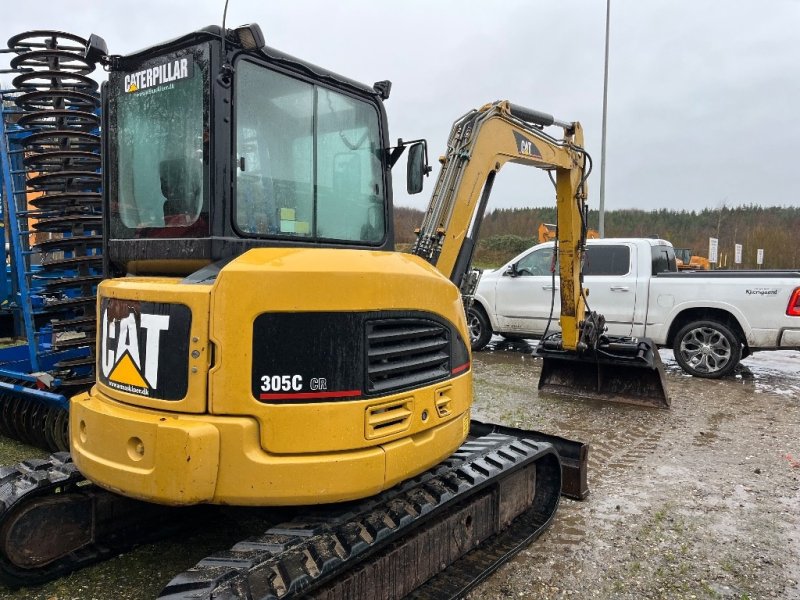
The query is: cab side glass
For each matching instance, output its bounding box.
[407,142,426,194]
[651,246,678,274]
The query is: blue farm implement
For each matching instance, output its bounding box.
[0,31,101,450]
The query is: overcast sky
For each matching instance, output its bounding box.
[2,0,798,214]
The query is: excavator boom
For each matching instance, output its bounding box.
[413,101,669,407]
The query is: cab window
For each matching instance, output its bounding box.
[651,246,678,274]
[234,60,386,243]
[515,244,631,277]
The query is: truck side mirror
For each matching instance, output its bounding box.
[407,142,429,195]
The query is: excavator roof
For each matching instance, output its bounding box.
[116,24,383,100]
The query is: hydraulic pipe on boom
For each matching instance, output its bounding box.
[413,101,669,408]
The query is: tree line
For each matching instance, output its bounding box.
[395,205,800,269]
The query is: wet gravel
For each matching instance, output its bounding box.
[467,343,800,600]
[0,345,797,599]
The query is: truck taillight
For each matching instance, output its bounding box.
[788,288,800,316]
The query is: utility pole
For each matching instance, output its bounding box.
[599,0,611,238]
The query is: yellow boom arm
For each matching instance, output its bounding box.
[412,100,589,350]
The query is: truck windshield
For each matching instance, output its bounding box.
[109,45,208,238]
[234,59,386,243]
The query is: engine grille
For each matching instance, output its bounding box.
[366,318,450,394]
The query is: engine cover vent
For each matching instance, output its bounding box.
[366,318,450,394]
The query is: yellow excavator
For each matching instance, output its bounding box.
[0,24,590,596]
[0,20,669,593]
[0,18,671,590]
[538,221,598,243]
[675,247,710,271]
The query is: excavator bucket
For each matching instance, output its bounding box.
[536,337,670,408]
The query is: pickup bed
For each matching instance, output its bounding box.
[468,238,800,377]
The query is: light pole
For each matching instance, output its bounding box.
[599,0,611,238]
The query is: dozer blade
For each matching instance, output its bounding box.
[536,336,670,409]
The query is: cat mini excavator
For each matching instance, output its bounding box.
[0,24,589,597]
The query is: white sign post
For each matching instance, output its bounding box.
[757,248,764,269]
[734,244,742,267]
[709,237,719,265]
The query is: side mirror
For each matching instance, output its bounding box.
[504,264,518,277]
[406,142,429,195]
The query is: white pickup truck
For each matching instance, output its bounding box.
[468,238,800,378]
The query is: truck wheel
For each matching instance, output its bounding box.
[672,320,741,378]
[467,305,492,351]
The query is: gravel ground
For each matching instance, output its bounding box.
[0,347,797,599]
[468,345,800,600]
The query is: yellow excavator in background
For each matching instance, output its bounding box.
[538,221,598,243]
[674,247,710,270]
[0,24,590,597]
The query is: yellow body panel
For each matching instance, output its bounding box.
[72,248,472,505]
[71,389,469,506]
[208,248,470,453]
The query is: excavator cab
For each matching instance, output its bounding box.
[100,25,409,275]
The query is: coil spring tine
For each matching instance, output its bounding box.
[52,409,70,453]
[0,393,15,439]
[3,30,101,418]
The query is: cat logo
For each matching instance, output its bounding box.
[98,298,192,400]
[513,131,542,159]
[101,308,170,397]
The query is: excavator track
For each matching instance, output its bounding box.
[0,453,207,588]
[0,424,586,594]
[159,423,576,600]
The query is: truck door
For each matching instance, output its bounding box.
[583,244,636,337]
[492,245,561,335]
